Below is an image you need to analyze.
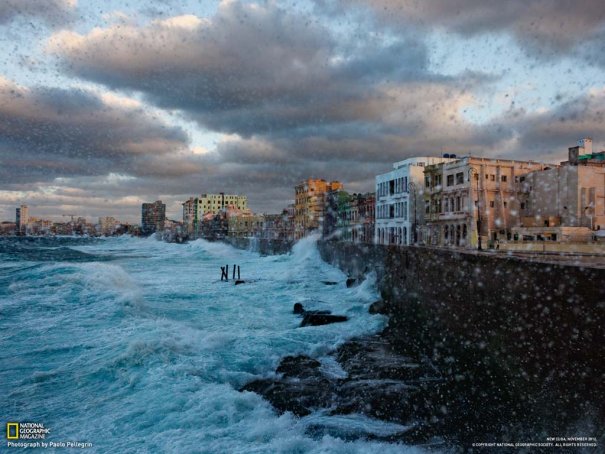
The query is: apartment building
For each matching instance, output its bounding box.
[375,157,453,245]
[15,204,28,235]
[294,179,343,239]
[197,193,247,215]
[512,139,605,242]
[141,200,166,235]
[423,157,548,248]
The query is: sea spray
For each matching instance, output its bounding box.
[0,236,425,453]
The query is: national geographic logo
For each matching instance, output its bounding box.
[5,422,93,449]
[6,423,18,440]
[6,422,50,439]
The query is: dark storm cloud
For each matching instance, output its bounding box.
[48,1,507,170]
[0,78,195,185]
[497,88,605,160]
[47,1,450,137]
[325,0,605,57]
[0,0,75,26]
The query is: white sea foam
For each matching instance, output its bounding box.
[0,236,427,453]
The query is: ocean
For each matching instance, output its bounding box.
[0,236,426,453]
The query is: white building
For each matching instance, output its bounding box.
[375,157,454,245]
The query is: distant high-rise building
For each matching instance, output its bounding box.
[15,204,28,235]
[141,200,166,235]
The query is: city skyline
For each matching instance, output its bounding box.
[2,1,605,223]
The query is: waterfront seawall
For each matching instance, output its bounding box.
[318,240,605,430]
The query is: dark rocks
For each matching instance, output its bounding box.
[368,300,389,315]
[240,378,332,417]
[234,280,246,285]
[301,313,348,327]
[321,280,338,285]
[240,355,335,417]
[293,303,332,316]
[276,355,322,378]
[240,335,446,444]
[346,277,360,288]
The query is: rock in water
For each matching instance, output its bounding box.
[369,300,388,314]
[321,281,338,285]
[346,277,359,288]
[240,355,334,417]
[234,280,246,285]
[300,313,348,327]
[276,355,321,378]
[293,303,332,316]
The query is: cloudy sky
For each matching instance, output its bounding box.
[1,0,605,222]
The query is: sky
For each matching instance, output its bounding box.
[1,0,605,223]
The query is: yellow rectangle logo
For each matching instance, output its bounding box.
[6,422,19,439]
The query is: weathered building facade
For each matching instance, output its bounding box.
[423,157,547,248]
[294,179,343,239]
[511,140,605,243]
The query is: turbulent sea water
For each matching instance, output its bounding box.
[0,236,426,453]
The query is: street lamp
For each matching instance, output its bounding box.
[408,181,417,244]
[468,167,482,250]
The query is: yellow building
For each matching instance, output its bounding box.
[294,179,343,239]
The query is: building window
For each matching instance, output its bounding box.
[447,174,454,186]
[456,172,464,185]
[490,174,495,181]
[444,198,449,212]
[425,176,430,188]
[520,202,525,210]
[456,196,461,211]
[501,175,507,182]
[490,201,495,208]
[435,174,442,186]
[503,201,507,208]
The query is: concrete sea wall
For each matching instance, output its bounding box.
[317,240,605,427]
